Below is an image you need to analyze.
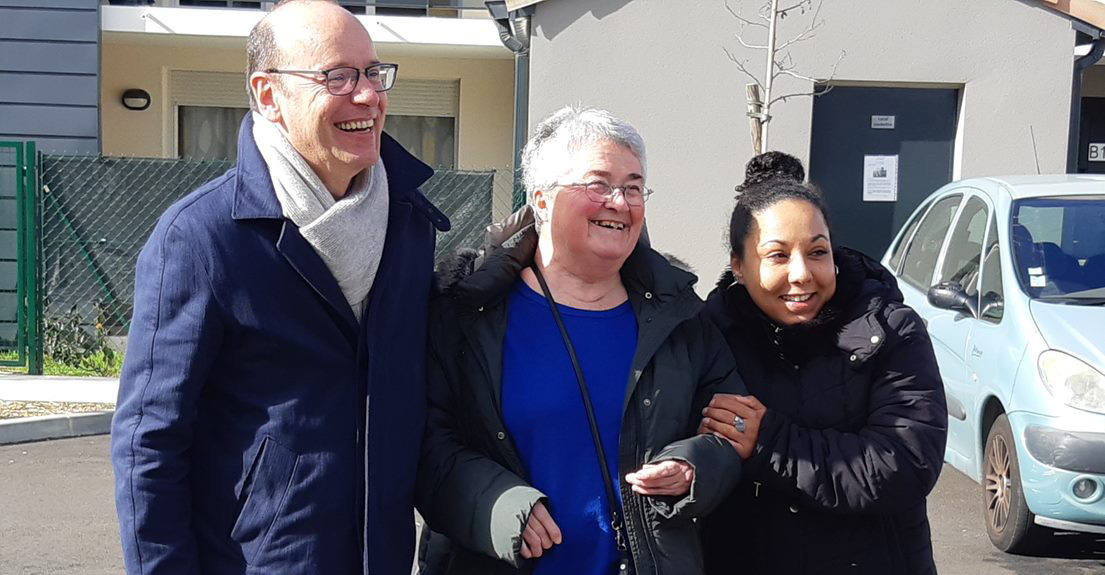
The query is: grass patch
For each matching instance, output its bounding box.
[0,349,123,377]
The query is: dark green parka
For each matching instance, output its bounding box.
[415,209,745,575]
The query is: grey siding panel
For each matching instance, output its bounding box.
[0,40,97,74]
[0,137,97,155]
[0,104,97,138]
[0,2,99,153]
[0,199,16,228]
[0,230,17,256]
[0,72,98,106]
[0,292,17,323]
[0,8,98,42]
[0,1,98,8]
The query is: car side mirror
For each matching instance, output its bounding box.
[927,282,978,318]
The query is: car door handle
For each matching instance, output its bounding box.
[971,346,983,358]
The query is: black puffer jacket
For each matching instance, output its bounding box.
[700,247,948,575]
[416,208,745,575]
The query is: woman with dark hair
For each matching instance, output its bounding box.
[698,160,948,574]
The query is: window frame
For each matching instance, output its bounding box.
[977,207,1005,324]
[898,192,965,292]
[887,196,935,274]
[933,193,989,293]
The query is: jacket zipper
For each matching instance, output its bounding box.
[629,367,657,574]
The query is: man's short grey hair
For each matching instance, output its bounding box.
[521,106,647,225]
[245,0,341,111]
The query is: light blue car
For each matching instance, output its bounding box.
[880,175,1105,553]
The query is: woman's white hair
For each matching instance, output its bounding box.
[520,105,647,226]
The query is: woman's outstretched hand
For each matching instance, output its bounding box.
[625,460,695,496]
[520,501,562,559]
[699,393,767,459]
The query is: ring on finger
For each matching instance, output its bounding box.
[733,415,746,433]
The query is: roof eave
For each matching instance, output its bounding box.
[1039,0,1105,33]
[504,0,548,11]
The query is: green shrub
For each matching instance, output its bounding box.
[43,306,123,377]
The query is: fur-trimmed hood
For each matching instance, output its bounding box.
[433,207,697,310]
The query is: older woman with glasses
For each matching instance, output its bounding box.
[416,106,745,575]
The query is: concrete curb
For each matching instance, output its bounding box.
[0,411,113,445]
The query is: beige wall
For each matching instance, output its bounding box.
[101,37,515,178]
[388,53,515,174]
[528,0,1075,289]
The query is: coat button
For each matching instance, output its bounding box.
[477,306,484,312]
[788,505,799,514]
[870,335,880,344]
[644,292,653,299]
[496,431,506,440]
[642,398,652,407]
[849,354,857,362]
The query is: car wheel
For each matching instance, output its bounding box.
[982,414,1048,553]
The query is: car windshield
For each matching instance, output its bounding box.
[1011,195,1105,303]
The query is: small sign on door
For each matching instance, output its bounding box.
[863,155,899,202]
[871,115,896,130]
[1089,143,1105,162]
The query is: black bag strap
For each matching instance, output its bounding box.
[530,265,632,573]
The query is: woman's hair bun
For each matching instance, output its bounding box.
[739,151,805,192]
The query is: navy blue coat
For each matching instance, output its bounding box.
[112,115,449,575]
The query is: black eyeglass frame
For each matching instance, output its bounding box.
[265,63,399,96]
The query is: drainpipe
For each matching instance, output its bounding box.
[486,1,533,209]
[1068,36,1105,173]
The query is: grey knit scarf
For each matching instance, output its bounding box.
[252,112,389,321]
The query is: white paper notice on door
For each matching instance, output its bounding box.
[863,155,898,202]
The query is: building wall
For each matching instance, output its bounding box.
[1082,63,1105,97]
[101,37,516,177]
[527,0,1075,287]
[0,0,100,154]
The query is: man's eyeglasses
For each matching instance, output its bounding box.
[555,181,654,206]
[265,63,399,96]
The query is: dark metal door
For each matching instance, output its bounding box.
[1077,97,1105,173]
[809,86,958,258]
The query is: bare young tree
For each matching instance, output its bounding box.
[725,0,845,154]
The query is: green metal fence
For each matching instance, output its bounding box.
[0,142,43,374]
[0,143,508,373]
[37,155,499,336]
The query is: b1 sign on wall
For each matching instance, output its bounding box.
[1089,143,1105,162]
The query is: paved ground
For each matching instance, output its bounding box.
[0,436,119,575]
[1,435,1102,575]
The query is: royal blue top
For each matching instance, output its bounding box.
[502,279,638,575]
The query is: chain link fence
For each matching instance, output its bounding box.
[40,154,516,333]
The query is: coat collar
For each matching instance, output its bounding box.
[231,113,447,231]
[229,114,448,345]
[705,247,902,364]
[440,207,697,310]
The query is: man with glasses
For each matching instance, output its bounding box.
[112,1,448,574]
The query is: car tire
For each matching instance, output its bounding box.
[982,414,1048,553]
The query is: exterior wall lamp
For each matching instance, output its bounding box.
[121,89,151,111]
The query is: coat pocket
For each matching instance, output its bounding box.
[230,436,301,564]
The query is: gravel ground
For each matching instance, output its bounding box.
[0,400,114,420]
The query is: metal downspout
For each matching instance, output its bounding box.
[486,2,532,208]
[1068,38,1105,173]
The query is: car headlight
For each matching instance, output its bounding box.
[1038,350,1105,414]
